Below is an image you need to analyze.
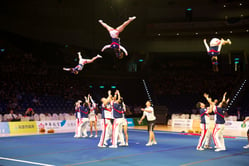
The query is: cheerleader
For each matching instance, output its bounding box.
[99,16,136,59]
[138,101,157,146]
[243,117,249,149]
[74,100,82,138]
[119,99,129,146]
[98,90,113,148]
[63,52,102,75]
[211,92,229,152]
[203,38,231,72]
[196,98,213,151]
[78,97,90,138]
[109,90,125,148]
[88,94,98,138]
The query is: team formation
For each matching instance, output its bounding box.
[61,16,248,150]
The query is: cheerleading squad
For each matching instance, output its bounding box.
[73,90,129,148]
[62,16,249,150]
[73,90,157,148]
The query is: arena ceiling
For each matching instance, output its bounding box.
[0,0,248,47]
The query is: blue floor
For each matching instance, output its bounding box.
[0,130,248,166]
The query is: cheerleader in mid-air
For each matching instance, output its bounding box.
[98,16,136,59]
[63,52,102,75]
[203,38,231,72]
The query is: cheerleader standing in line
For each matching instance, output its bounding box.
[74,100,82,138]
[88,94,98,138]
[98,90,113,148]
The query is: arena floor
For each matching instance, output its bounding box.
[0,126,248,166]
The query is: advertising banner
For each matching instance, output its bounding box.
[0,122,10,134]
[9,121,37,134]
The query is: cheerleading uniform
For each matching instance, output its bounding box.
[89,104,97,122]
[110,38,120,49]
[74,106,81,137]
[197,108,210,150]
[208,46,220,56]
[98,103,113,147]
[109,29,120,38]
[111,102,125,147]
[213,106,226,151]
[78,106,89,137]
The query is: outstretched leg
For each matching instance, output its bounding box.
[116,16,136,33]
[84,54,102,64]
[63,67,71,71]
[99,20,114,31]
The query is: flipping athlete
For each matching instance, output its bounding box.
[63,52,102,74]
[203,38,231,72]
[98,16,136,59]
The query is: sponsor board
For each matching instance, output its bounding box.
[9,121,37,134]
[225,121,249,129]
[0,122,10,134]
[127,118,134,127]
[36,120,102,132]
[172,119,193,128]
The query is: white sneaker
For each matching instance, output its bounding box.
[89,135,93,138]
[129,16,136,20]
[98,144,106,148]
[152,142,157,145]
[97,54,102,58]
[146,142,152,146]
[109,145,117,148]
[243,144,249,149]
[215,148,226,152]
[82,135,88,138]
[119,143,126,146]
[94,135,98,138]
[125,143,129,146]
[196,147,204,151]
[204,145,212,149]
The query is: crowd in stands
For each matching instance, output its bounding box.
[0,33,248,122]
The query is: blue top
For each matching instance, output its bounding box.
[111,38,120,49]
[80,106,89,118]
[214,107,225,124]
[208,46,220,56]
[73,64,83,72]
[200,108,209,124]
[113,102,124,118]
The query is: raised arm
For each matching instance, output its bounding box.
[89,94,96,107]
[84,96,90,104]
[101,45,111,52]
[203,39,209,52]
[106,90,113,103]
[217,38,224,52]
[120,45,128,56]
[122,102,126,112]
[115,90,121,102]
[203,93,213,105]
[243,117,249,124]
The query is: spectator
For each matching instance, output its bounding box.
[32,96,40,106]
[25,107,35,120]
[7,109,20,121]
